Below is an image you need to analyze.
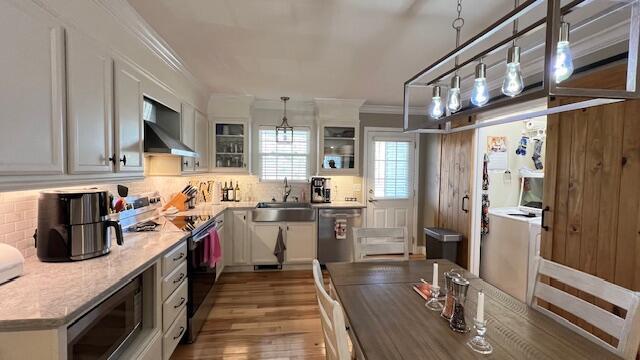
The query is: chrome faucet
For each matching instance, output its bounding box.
[282,177,292,202]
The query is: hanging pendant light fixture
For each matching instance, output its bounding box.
[502,0,524,97]
[554,20,574,83]
[428,85,445,119]
[471,61,489,107]
[276,96,293,142]
[446,0,464,113]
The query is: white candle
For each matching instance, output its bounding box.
[432,262,438,288]
[477,291,485,323]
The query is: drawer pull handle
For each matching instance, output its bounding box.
[173,326,185,340]
[174,297,186,309]
[172,252,185,261]
[173,273,185,284]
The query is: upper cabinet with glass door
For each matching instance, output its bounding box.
[212,120,249,173]
[318,124,359,175]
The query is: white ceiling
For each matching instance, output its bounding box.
[128,0,515,106]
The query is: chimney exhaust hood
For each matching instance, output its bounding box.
[144,121,197,158]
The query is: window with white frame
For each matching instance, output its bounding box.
[374,140,410,199]
[259,126,310,181]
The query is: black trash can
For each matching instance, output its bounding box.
[424,227,462,264]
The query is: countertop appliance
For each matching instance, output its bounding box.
[35,189,124,262]
[0,243,24,285]
[317,208,362,263]
[311,177,331,203]
[480,207,541,302]
[67,274,143,359]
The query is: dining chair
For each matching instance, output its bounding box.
[312,259,351,360]
[527,256,640,359]
[352,227,408,262]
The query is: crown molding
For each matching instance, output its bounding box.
[93,0,209,95]
[252,98,316,112]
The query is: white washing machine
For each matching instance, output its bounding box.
[479,207,541,302]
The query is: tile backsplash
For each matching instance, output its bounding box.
[0,175,362,258]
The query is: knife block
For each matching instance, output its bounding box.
[162,193,188,212]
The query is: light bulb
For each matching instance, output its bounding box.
[471,62,489,107]
[502,46,524,97]
[446,75,462,113]
[554,22,574,83]
[428,85,445,119]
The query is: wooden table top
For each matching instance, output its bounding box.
[326,260,619,360]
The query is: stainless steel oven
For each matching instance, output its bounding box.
[185,216,222,343]
[67,275,142,359]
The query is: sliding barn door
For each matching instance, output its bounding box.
[541,64,640,345]
[437,130,475,268]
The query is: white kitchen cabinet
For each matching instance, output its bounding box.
[216,223,225,279]
[211,119,249,173]
[250,223,283,265]
[194,111,209,173]
[66,28,113,174]
[317,123,359,176]
[181,103,196,172]
[0,1,65,176]
[285,222,317,263]
[231,210,250,265]
[114,60,144,173]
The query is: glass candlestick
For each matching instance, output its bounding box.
[425,285,443,311]
[467,318,493,354]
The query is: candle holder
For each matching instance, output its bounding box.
[425,285,444,311]
[467,318,493,354]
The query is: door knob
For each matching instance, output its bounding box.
[368,199,377,203]
[108,154,116,165]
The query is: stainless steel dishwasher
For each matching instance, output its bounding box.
[317,208,362,263]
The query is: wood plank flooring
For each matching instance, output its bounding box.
[171,255,425,359]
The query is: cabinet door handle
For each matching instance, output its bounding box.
[243,215,246,220]
[172,252,185,261]
[173,326,185,340]
[184,160,189,167]
[461,195,469,213]
[195,161,200,167]
[174,297,186,309]
[108,154,117,165]
[119,155,127,166]
[173,273,185,284]
[541,206,550,231]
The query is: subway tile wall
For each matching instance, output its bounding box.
[0,175,362,258]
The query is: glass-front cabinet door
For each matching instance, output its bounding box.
[319,125,358,175]
[212,121,248,172]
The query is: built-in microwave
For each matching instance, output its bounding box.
[66,275,143,359]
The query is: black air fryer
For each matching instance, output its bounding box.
[35,189,124,262]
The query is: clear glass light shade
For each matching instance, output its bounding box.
[554,41,574,83]
[502,62,524,97]
[447,88,461,113]
[471,78,489,107]
[429,96,445,119]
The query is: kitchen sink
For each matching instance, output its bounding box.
[252,202,316,222]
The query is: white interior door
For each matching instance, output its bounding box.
[365,130,416,254]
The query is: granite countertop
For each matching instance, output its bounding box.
[0,230,188,331]
[186,201,367,211]
[310,201,366,209]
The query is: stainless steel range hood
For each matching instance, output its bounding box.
[144,121,197,157]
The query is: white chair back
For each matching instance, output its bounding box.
[352,227,408,262]
[312,259,350,360]
[527,257,640,359]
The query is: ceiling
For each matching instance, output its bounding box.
[128,0,515,106]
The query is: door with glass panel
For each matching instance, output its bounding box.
[212,120,248,172]
[365,131,416,254]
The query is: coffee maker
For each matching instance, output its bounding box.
[310,177,331,203]
[35,189,124,262]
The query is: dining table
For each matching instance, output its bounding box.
[325,259,619,360]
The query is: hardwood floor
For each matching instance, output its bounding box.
[172,254,425,360]
[171,270,327,360]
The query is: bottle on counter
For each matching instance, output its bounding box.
[235,182,241,202]
[228,181,235,201]
[223,182,228,202]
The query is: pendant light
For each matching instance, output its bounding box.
[446,0,464,113]
[428,85,445,119]
[276,96,293,142]
[554,21,574,83]
[471,61,489,106]
[502,1,524,97]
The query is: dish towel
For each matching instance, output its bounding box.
[481,154,490,239]
[203,227,221,268]
[273,227,286,264]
